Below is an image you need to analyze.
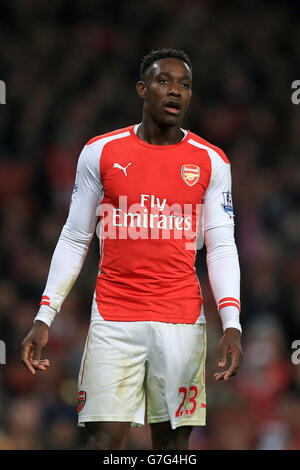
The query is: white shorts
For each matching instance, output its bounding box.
[77,320,206,430]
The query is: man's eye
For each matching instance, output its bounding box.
[159,78,168,84]
[181,83,190,89]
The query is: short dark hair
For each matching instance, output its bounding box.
[140,48,192,81]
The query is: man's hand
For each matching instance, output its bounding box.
[21,320,50,375]
[213,327,243,381]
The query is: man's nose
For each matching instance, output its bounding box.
[168,82,181,96]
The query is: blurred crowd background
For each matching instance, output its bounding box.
[0,0,300,450]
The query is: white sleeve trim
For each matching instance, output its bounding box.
[34,306,57,327]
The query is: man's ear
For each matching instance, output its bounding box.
[136,80,147,100]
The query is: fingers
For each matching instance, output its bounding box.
[32,358,50,372]
[32,342,50,371]
[213,367,237,381]
[218,344,228,368]
[21,342,50,375]
[214,348,241,381]
[21,343,36,375]
[26,357,50,374]
[33,344,43,363]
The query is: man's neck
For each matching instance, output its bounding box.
[137,120,184,146]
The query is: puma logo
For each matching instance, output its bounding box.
[113,162,132,176]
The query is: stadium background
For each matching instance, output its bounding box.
[0,0,300,450]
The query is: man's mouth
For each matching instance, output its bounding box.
[163,101,181,115]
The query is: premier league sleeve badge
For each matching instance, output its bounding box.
[221,191,234,218]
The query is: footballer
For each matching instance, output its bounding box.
[21,48,243,450]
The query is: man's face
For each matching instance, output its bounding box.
[137,58,192,126]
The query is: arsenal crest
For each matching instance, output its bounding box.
[77,390,86,413]
[181,165,200,186]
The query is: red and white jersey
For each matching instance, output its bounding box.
[36,124,241,329]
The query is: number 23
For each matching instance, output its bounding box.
[175,385,199,417]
